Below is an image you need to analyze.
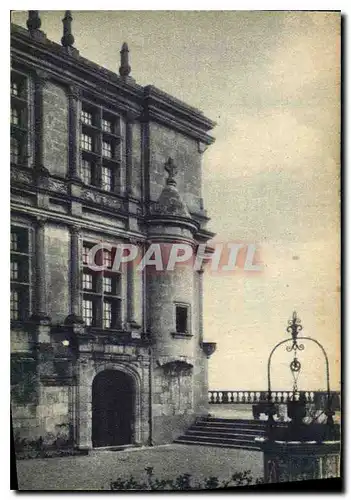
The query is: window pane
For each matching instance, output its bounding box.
[82,273,93,290]
[102,141,112,158]
[11,232,18,251]
[81,133,92,151]
[81,110,92,125]
[82,299,93,326]
[11,227,29,253]
[101,166,112,191]
[11,108,19,125]
[103,301,112,329]
[11,137,19,163]
[81,159,92,184]
[11,290,19,320]
[176,306,188,333]
[11,81,18,96]
[103,250,112,268]
[82,245,92,265]
[11,261,19,281]
[103,276,112,293]
[102,119,112,132]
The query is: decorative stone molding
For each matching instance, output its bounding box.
[198,141,209,154]
[171,332,193,339]
[157,359,193,376]
[10,167,32,185]
[156,356,194,368]
[67,85,81,101]
[81,188,127,213]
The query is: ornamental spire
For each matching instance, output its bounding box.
[26,11,41,32]
[61,10,75,48]
[119,42,131,77]
[164,158,178,186]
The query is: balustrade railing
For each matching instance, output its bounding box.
[208,390,341,409]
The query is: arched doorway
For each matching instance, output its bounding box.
[92,370,134,447]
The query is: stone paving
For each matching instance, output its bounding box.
[16,444,263,491]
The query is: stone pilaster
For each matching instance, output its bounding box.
[198,268,204,343]
[125,112,137,197]
[30,217,50,343]
[68,86,81,182]
[65,225,84,329]
[33,70,49,175]
[126,238,141,337]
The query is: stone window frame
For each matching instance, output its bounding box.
[79,99,122,194]
[172,302,192,338]
[10,70,30,167]
[10,224,33,322]
[80,239,123,330]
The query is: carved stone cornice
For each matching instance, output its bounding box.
[34,69,50,86]
[69,224,81,235]
[67,85,80,101]
[143,85,216,145]
[11,24,216,144]
[34,215,47,228]
[125,110,140,123]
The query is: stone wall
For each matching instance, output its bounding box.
[149,122,202,213]
[42,81,68,177]
[45,224,70,323]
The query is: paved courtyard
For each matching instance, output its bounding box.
[16,444,263,491]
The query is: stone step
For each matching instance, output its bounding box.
[174,437,261,451]
[192,424,266,433]
[179,433,257,445]
[205,417,267,425]
[174,417,271,451]
[185,429,264,439]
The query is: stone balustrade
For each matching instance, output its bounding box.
[208,390,341,409]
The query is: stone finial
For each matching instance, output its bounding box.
[165,157,178,186]
[119,42,131,77]
[61,10,75,48]
[27,11,41,31]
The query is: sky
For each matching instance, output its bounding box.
[11,10,340,391]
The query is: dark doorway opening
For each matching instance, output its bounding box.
[92,370,134,447]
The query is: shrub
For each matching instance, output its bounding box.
[111,467,260,491]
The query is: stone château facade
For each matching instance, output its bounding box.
[11,11,217,450]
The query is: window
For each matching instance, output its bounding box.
[11,81,18,96]
[81,241,122,329]
[11,232,18,251]
[80,102,121,192]
[103,276,112,293]
[11,108,19,125]
[11,290,20,321]
[102,118,112,132]
[81,159,92,185]
[11,137,19,164]
[103,301,112,329]
[102,141,112,158]
[101,166,112,192]
[82,299,93,326]
[103,249,113,269]
[11,261,19,280]
[82,272,93,290]
[81,110,93,125]
[82,244,92,265]
[81,133,93,152]
[10,226,31,321]
[11,71,28,165]
[176,305,189,334]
